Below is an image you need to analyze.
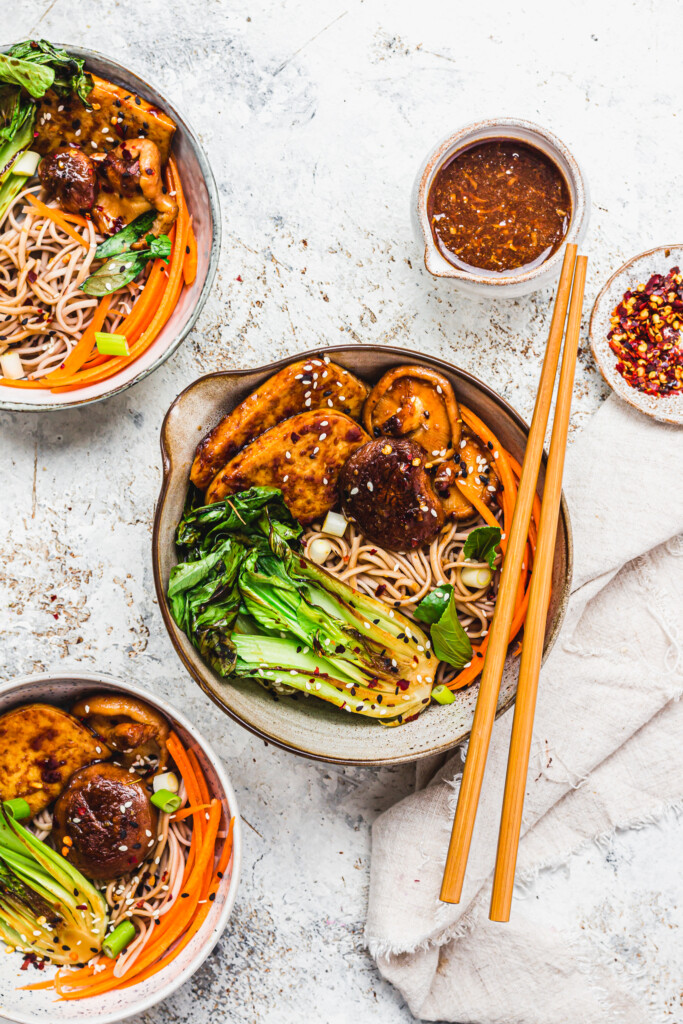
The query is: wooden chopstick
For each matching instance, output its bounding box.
[490,255,588,922]
[439,244,578,905]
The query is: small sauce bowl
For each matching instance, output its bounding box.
[412,118,590,298]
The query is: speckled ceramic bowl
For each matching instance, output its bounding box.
[590,244,683,424]
[0,672,241,1024]
[152,345,573,766]
[0,44,220,413]
[412,118,590,299]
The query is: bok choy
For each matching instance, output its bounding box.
[169,487,435,724]
[0,807,108,964]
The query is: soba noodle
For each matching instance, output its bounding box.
[302,506,503,686]
[0,184,141,379]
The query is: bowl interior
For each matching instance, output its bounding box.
[0,673,240,1024]
[154,346,573,766]
[0,45,219,412]
[590,244,683,425]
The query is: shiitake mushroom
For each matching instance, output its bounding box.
[363,366,461,462]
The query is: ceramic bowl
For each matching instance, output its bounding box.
[590,244,683,425]
[412,118,590,299]
[152,345,573,766]
[0,44,220,413]
[0,672,241,1024]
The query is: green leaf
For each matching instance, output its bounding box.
[462,525,502,569]
[0,52,54,97]
[7,40,93,105]
[414,584,453,626]
[94,210,157,259]
[82,236,170,296]
[429,590,473,670]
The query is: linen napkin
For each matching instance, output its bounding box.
[366,394,683,1024]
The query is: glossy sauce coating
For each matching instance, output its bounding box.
[428,140,571,275]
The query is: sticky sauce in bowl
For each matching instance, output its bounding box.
[427,139,571,277]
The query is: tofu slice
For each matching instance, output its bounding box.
[191,359,369,490]
[0,704,110,816]
[205,410,370,525]
[35,75,176,164]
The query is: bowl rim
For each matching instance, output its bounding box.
[152,343,574,766]
[589,242,683,425]
[415,117,588,286]
[0,42,222,414]
[0,670,242,1024]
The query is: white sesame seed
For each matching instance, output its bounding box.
[430,508,438,517]
[323,477,328,485]
[319,432,327,441]
[350,487,359,495]
[367,481,374,491]
[119,845,128,851]
[285,451,291,458]
[436,385,442,394]
[327,399,333,407]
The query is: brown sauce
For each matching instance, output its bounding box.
[428,140,571,276]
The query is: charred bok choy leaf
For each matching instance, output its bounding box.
[0,806,108,965]
[82,234,172,296]
[169,487,435,724]
[4,40,93,104]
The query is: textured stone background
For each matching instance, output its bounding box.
[2,1,682,1021]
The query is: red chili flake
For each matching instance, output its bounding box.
[50,594,57,601]
[608,267,683,396]
[27,270,37,283]
[236,275,243,282]
[397,679,410,691]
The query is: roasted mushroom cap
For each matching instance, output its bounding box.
[340,438,444,550]
[433,433,501,520]
[52,763,157,880]
[363,366,461,462]
[71,695,170,770]
[38,147,97,213]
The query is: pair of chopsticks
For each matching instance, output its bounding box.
[440,244,588,922]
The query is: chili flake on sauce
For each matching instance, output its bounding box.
[427,140,571,275]
[608,268,683,396]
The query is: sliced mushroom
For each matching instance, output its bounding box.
[363,366,461,462]
[433,433,501,520]
[71,695,170,769]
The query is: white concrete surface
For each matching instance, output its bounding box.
[1,0,681,1020]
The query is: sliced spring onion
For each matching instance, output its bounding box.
[2,798,31,820]
[10,150,41,177]
[153,771,179,795]
[0,351,24,380]
[321,511,348,538]
[95,332,129,356]
[102,920,136,959]
[431,684,456,705]
[460,566,493,590]
[151,789,182,813]
[308,538,333,564]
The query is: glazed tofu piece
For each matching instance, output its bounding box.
[34,75,176,164]
[191,358,369,490]
[0,704,110,815]
[205,410,370,525]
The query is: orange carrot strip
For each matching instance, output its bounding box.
[25,195,89,248]
[455,480,501,531]
[47,294,112,378]
[171,802,211,823]
[183,217,197,285]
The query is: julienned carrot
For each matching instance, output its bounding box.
[456,480,501,532]
[112,818,235,993]
[48,294,112,378]
[25,194,90,249]
[171,802,212,823]
[183,217,197,285]
[167,732,205,843]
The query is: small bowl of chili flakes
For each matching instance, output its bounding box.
[590,245,683,424]
[413,118,590,298]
